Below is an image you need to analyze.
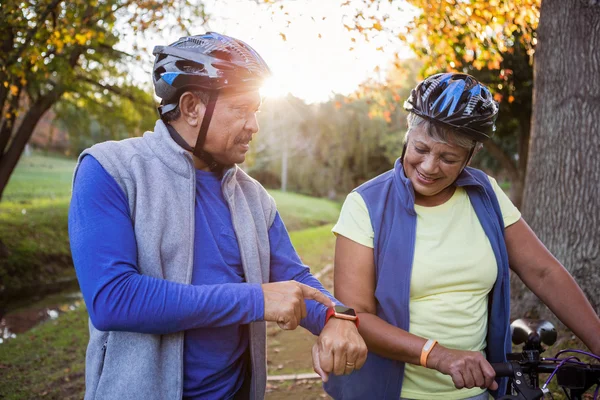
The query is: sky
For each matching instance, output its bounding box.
[119,0,418,104]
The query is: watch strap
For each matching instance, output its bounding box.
[420,339,438,367]
[325,307,360,328]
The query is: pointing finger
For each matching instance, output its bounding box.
[298,283,334,307]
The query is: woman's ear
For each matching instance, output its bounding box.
[179,92,206,127]
[467,143,483,166]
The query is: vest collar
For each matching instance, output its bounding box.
[145,119,236,179]
[392,157,488,214]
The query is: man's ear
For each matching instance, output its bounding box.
[179,92,206,127]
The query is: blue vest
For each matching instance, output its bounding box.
[324,159,511,399]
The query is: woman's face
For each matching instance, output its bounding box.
[403,127,470,206]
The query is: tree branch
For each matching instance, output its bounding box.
[0,82,23,157]
[5,0,64,68]
[76,75,154,108]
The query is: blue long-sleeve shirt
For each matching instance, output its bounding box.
[69,155,334,399]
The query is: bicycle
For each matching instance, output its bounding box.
[491,318,600,400]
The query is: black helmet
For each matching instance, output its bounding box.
[404,72,498,142]
[153,32,271,114]
[152,32,270,171]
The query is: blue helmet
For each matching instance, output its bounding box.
[152,32,271,114]
[404,72,499,142]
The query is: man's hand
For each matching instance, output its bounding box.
[312,318,368,382]
[262,281,335,330]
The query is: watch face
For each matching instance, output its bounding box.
[334,305,356,317]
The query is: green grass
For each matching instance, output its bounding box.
[289,224,336,274]
[2,153,75,203]
[269,190,341,231]
[0,153,75,303]
[0,198,71,301]
[0,304,88,400]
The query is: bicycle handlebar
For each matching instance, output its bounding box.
[488,319,600,400]
[491,362,514,377]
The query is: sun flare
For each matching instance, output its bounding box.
[260,76,290,99]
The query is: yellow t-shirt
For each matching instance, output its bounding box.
[332,176,521,400]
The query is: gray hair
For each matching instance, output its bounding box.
[161,65,211,122]
[405,113,483,152]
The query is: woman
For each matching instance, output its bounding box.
[323,72,600,399]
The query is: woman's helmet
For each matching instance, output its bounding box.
[151,32,271,170]
[404,72,498,142]
[153,32,271,114]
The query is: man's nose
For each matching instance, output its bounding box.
[246,114,259,134]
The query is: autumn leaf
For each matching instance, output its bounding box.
[279,32,287,41]
[9,85,19,96]
[383,110,391,123]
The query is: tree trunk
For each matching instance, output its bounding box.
[514,0,600,322]
[0,90,63,200]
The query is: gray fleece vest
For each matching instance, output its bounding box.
[76,119,276,400]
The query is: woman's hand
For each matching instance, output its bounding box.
[427,345,498,390]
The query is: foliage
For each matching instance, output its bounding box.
[260,0,539,205]
[54,87,158,157]
[247,58,421,199]
[0,0,209,198]
[348,0,540,206]
[399,0,540,75]
[250,93,390,199]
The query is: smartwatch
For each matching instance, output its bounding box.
[325,305,359,327]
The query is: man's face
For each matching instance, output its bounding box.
[202,90,261,166]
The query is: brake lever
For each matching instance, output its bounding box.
[508,363,547,400]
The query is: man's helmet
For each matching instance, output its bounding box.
[151,32,271,170]
[153,32,271,114]
[404,72,498,142]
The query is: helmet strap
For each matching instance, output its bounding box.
[193,90,222,172]
[462,142,477,170]
[454,142,477,184]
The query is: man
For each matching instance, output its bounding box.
[68,32,367,400]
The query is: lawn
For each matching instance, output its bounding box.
[0,154,74,308]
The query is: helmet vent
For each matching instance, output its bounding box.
[176,60,205,73]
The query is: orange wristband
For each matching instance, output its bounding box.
[420,339,438,367]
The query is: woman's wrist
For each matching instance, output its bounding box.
[424,342,446,370]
